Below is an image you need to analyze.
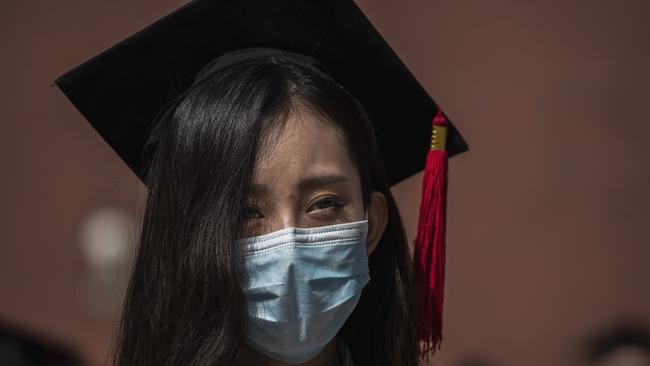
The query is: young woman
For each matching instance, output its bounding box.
[112,50,420,366]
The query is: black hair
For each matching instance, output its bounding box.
[113,54,419,366]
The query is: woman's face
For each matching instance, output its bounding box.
[240,105,387,254]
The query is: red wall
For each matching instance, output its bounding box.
[1,0,649,365]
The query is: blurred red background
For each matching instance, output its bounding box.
[1,0,648,365]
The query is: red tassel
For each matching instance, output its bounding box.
[415,110,448,357]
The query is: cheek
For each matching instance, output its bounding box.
[239,220,271,238]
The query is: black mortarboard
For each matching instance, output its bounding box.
[54,0,467,185]
[53,0,469,357]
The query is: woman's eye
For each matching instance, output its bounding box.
[242,205,263,220]
[307,196,345,213]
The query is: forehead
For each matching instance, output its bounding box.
[252,107,359,187]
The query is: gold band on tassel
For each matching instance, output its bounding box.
[430,125,448,151]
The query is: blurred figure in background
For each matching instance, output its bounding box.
[584,321,650,366]
[0,322,82,366]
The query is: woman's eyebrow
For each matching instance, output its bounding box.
[296,174,348,191]
[248,174,348,196]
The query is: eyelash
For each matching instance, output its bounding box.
[242,196,346,220]
[307,196,346,213]
[242,205,263,220]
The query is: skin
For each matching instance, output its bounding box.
[238,105,388,366]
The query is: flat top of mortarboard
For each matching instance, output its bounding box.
[54,0,469,185]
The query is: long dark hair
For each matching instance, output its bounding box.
[113,53,419,366]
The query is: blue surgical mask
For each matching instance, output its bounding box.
[236,215,370,364]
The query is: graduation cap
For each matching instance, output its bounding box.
[54,0,469,357]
